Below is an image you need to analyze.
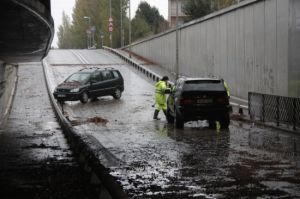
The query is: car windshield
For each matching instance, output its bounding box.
[65,72,91,84]
[183,80,225,91]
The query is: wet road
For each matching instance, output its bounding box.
[45,49,300,198]
[0,62,99,199]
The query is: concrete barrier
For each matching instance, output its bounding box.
[0,62,18,127]
[42,60,128,199]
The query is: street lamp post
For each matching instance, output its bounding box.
[100,32,104,48]
[129,0,131,58]
[84,16,91,48]
[175,0,179,79]
[120,0,123,47]
[109,0,112,48]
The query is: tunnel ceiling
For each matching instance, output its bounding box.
[0,0,53,63]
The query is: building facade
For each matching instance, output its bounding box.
[168,0,188,28]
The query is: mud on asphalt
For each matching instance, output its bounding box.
[44,50,300,199]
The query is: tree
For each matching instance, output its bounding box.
[130,2,168,41]
[57,12,73,48]
[182,0,212,21]
[183,0,240,22]
[131,17,152,41]
[57,0,129,49]
[134,2,167,34]
[216,0,238,9]
[71,0,104,48]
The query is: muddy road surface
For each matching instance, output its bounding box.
[45,49,300,199]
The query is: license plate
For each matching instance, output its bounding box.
[58,94,66,97]
[197,99,212,104]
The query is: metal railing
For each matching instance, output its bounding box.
[249,92,300,130]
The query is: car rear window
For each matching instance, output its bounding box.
[183,80,225,91]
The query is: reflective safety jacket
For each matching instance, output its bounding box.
[223,80,230,97]
[154,80,169,109]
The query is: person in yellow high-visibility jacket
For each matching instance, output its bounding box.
[153,76,170,120]
[222,79,230,97]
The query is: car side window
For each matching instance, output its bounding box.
[102,71,113,81]
[112,71,119,78]
[91,71,102,82]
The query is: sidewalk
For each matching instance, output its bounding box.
[0,63,97,199]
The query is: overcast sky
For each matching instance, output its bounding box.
[51,0,168,47]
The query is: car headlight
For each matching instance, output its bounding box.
[70,88,80,93]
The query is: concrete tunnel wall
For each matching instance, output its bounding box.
[0,62,17,125]
[126,0,300,99]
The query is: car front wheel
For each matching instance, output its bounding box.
[80,92,89,104]
[112,88,122,99]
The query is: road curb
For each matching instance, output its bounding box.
[42,60,128,199]
[0,64,18,128]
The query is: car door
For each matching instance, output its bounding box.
[89,71,103,97]
[100,70,115,95]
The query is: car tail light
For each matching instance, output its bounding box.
[216,96,229,104]
[180,98,193,105]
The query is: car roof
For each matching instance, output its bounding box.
[180,77,222,82]
[78,67,117,73]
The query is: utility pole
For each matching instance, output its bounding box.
[84,16,91,48]
[109,0,112,48]
[175,0,179,79]
[129,0,132,58]
[120,0,123,47]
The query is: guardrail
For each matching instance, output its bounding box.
[249,92,300,130]
[103,46,171,85]
[104,46,249,114]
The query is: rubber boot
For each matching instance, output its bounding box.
[153,110,160,120]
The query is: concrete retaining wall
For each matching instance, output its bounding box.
[126,0,300,99]
[0,62,18,126]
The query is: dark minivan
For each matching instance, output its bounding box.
[53,67,124,103]
[166,77,231,129]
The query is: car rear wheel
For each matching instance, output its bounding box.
[166,109,174,124]
[113,88,122,99]
[80,92,89,104]
[208,120,216,129]
[220,113,230,129]
[175,110,184,129]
